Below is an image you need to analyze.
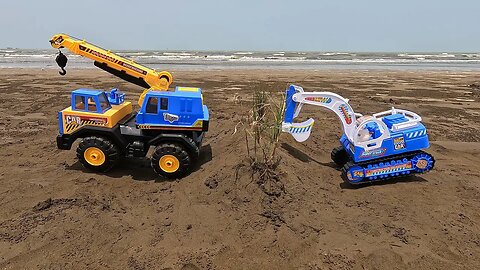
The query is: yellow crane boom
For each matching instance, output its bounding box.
[50,33,173,105]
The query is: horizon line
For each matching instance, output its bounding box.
[1,47,479,54]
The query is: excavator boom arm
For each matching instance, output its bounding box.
[282,85,360,142]
[50,34,172,91]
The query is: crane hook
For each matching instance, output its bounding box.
[55,50,68,76]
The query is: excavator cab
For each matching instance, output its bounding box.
[358,121,384,141]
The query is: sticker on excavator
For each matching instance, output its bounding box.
[305,97,332,104]
[393,137,406,150]
[288,118,314,142]
[365,162,412,177]
[339,104,352,124]
[359,148,387,159]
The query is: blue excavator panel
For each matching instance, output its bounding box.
[340,123,430,163]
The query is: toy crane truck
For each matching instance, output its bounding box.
[50,34,209,178]
[281,85,434,185]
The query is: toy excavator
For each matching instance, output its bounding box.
[282,85,434,185]
[50,34,209,178]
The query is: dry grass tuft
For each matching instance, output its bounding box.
[235,84,286,196]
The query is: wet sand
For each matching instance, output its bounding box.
[0,68,479,269]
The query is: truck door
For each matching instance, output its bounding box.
[141,96,172,125]
[141,96,159,124]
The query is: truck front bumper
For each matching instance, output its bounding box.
[57,134,72,150]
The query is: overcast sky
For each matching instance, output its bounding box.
[0,0,479,52]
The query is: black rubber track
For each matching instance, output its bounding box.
[341,150,435,185]
[331,146,350,167]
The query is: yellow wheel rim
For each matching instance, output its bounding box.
[84,147,106,166]
[159,155,180,173]
[416,159,428,169]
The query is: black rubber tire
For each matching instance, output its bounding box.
[76,136,120,172]
[186,137,200,159]
[331,146,349,167]
[151,143,192,179]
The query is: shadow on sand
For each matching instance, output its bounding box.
[281,143,428,189]
[339,175,428,189]
[281,143,337,169]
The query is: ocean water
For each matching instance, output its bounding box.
[1,49,480,71]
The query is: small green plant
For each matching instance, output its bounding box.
[236,84,286,196]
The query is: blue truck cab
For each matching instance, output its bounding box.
[136,86,209,131]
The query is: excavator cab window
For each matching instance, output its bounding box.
[74,95,86,110]
[365,122,383,139]
[146,97,158,114]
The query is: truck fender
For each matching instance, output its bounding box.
[148,134,199,157]
[57,125,128,151]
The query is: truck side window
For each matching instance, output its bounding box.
[75,95,86,110]
[146,97,158,114]
[160,98,168,110]
[87,97,97,112]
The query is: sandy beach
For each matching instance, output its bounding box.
[0,68,480,269]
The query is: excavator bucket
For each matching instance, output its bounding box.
[282,118,315,142]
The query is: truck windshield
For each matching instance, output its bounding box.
[98,93,111,112]
[74,95,86,110]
